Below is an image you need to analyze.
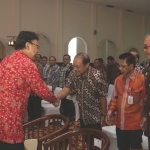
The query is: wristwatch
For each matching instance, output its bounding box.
[101,113,106,117]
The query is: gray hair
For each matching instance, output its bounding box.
[144,33,150,40]
[75,52,90,65]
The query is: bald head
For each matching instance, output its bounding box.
[75,52,90,65]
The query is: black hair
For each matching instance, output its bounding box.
[107,56,114,61]
[99,58,103,63]
[35,53,42,58]
[15,31,39,50]
[49,56,56,61]
[119,53,135,67]
[63,54,71,60]
[94,58,100,62]
[42,56,47,60]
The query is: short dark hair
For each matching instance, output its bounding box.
[75,52,90,65]
[107,56,114,61]
[94,58,100,62]
[63,54,71,60]
[15,31,39,50]
[49,56,56,61]
[36,53,42,58]
[99,58,103,63]
[42,56,47,60]
[119,53,135,67]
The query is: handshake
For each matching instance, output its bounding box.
[52,96,60,107]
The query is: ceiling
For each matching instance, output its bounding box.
[72,0,150,16]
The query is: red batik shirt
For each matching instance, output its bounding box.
[0,50,56,144]
[108,70,145,130]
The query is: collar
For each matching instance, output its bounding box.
[43,64,49,67]
[77,66,91,80]
[62,63,71,67]
[135,63,140,67]
[122,69,136,81]
[50,64,55,67]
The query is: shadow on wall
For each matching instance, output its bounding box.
[0,41,6,60]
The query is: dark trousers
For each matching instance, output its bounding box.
[80,119,101,130]
[147,135,150,150]
[116,127,143,150]
[60,98,75,122]
[27,95,41,121]
[0,141,24,150]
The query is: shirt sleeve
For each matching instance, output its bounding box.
[65,70,74,90]
[27,62,56,103]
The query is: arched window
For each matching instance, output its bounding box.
[68,37,87,63]
[37,34,51,57]
[127,47,139,54]
[99,39,117,64]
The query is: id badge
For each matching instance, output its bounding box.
[128,95,133,104]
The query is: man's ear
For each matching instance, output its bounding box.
[130,64,134,69]
[86,62,90,68]
[25,42,30,50]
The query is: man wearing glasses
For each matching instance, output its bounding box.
[141,34,150,150]
[106,53,145,150]
[0,31,59,150]
[57,52,108,130]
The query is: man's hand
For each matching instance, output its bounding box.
[140,117,147,131]
[106,114,114,125]
[69,90,75,95]
[52,96,60,107]
[100,116,106,126]
[52,102,59,107]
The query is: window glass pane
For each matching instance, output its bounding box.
[68,38,77,63]
[68,37,87,63]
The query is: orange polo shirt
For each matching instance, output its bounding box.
[108,70,145,130]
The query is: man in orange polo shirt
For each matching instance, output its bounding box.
[106,53,145,150]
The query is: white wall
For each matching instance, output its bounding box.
[0,0,150,63]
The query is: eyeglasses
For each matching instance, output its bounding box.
[119,65,128,68]
[143,45,150,50]
[73,65,82,69]
[29,42,40,49]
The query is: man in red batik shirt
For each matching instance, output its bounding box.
[0,31,59,150]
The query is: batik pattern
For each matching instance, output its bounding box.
[66,66,108,125]
[0,50,56,143]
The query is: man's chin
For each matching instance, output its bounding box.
[75,73,80,76]
[147,55,150,60]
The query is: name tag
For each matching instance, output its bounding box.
[94,138,102,148]
[128,95,133,104]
